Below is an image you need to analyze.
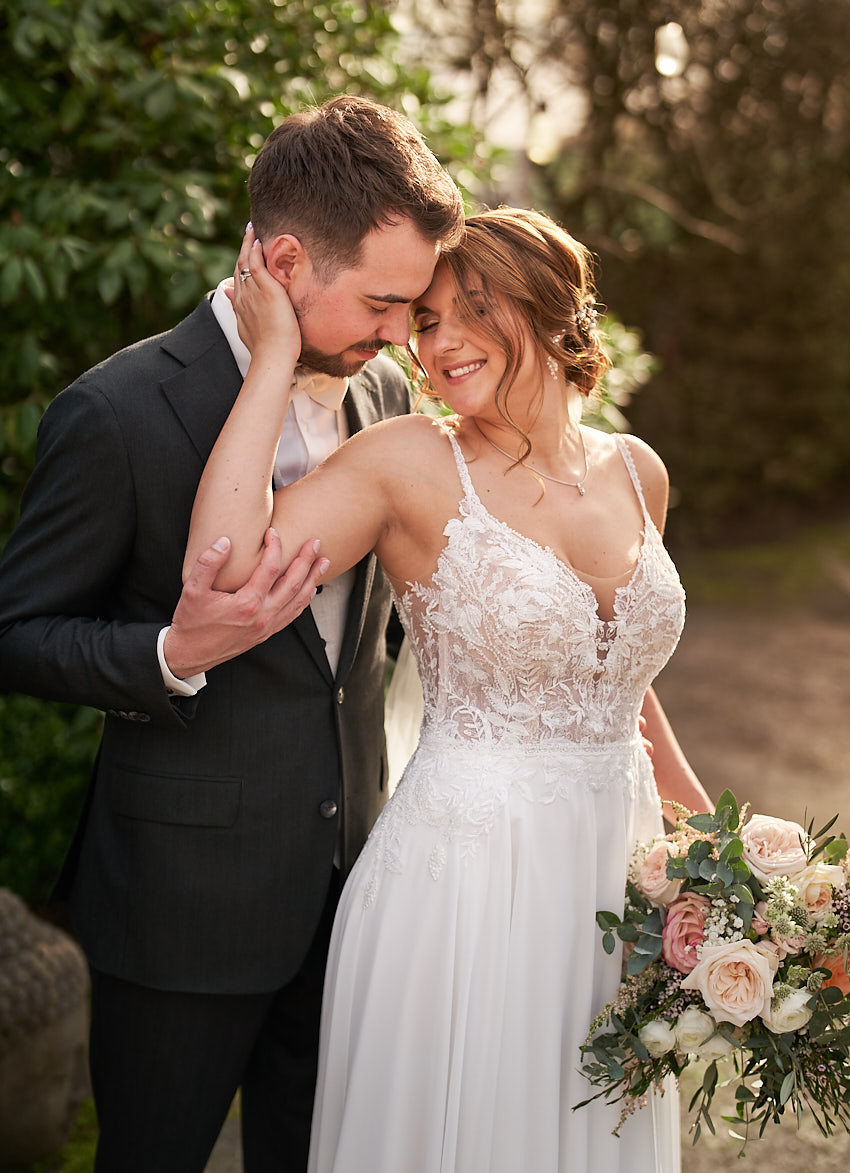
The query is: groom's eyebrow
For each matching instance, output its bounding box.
[366,292,417,304]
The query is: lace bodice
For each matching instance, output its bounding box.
[392,428,685,750]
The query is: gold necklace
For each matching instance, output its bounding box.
[473,419,588,496]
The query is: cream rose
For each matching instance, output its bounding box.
[796,862,846,921]
[762,988,814,1034]
[697,1032,735,1061]
[636,838,681,906]
[673,1005,715,1052]
[638,1020,677,1058]
[680,940,778,1027]
[740,814,810,883]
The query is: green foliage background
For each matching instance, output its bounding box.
[530,0,850,540]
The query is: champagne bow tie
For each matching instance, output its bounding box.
[292,368,349,411]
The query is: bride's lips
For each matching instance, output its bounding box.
[441,359,486,384]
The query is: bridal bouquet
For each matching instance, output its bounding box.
[577,790,850,1150]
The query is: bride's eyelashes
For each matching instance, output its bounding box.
[412,316,438,334]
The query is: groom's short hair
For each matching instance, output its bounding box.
[248,95,464,280]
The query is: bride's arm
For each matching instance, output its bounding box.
[641,686,713,817]
[622,439,713,817]
[185,231,394,592]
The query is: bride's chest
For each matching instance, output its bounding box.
[408,507,686,682]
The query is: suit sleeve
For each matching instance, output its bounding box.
[0,380,184,723]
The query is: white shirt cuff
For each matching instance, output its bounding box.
[157,627,207,697]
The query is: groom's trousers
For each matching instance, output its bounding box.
[89,871,340,1173]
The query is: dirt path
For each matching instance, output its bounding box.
[653,605,850,1170]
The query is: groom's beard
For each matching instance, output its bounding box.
[292,290,387,377]
[297,336,387,378]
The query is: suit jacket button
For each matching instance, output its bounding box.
[335,688,344,704]
[319,800,338,819]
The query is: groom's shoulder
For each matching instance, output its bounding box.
[63,296,223,405]
[355,352,411,418]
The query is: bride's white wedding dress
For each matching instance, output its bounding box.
[308,428,684,1173]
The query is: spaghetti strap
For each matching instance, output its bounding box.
[443,425,477,503]
[615,435,650,522]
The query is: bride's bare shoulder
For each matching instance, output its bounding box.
[616,433,670,530]
[344,411,456,466]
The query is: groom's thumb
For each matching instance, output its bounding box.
[187,536,232,589]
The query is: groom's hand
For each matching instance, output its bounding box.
[163,528,329,678]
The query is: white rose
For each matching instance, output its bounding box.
[762,988,814,1034]
[636,838,681,906]
[697,1032,735,1061]
[638,1020,678,1058]
[740,814,810,883]
[673,1005,716,1052]
[681,939,778,1028]
[796,862,846,921]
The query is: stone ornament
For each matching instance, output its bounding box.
[0,889,90,1164]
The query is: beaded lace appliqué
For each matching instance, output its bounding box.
[361,431,686,906]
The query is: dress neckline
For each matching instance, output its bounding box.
[443,427,657,624]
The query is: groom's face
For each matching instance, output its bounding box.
[289,217,440,377]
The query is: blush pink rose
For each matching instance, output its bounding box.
[636,839,681,906]
[816,951,850,996]
[751,901,770,935]
[661,892,711,973]
[739,814,810,884]
[769,930,806,959]
[681,940,778,1028]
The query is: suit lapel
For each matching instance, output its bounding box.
[159,298,243,464]
[159,297,332,681]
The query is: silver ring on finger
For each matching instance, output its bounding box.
[239,268,252,283]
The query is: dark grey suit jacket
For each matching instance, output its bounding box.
[0,296,410,994]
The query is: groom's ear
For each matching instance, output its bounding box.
[264,234,308,289]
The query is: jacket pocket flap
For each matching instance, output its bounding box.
[108,766,242,828]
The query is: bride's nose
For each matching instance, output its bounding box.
[433,315,464,354]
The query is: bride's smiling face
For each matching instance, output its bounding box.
[411,263,511,417]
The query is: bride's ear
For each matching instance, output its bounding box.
[264,234,308,289]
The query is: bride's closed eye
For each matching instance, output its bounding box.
[412,315,438,334]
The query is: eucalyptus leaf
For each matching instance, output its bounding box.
[715,789,740,829]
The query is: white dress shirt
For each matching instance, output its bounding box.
[158,281,356,693]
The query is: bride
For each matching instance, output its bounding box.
[186,207,712,1172]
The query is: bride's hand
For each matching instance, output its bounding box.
[228,224,302,365]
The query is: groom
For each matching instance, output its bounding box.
[0,96,463,1172]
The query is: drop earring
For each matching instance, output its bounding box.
[547,333,563,380]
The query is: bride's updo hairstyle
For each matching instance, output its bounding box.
[413,208,609,443]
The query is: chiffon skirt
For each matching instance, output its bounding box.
[307,732,680,1173]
